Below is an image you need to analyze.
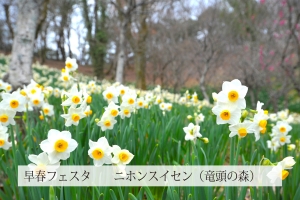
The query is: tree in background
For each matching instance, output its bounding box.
[111,0,135,84]
[82,0,108,79]
[0,0,299,104]
[222,0,300,109]
[128,1,149,89]
[111,0,155,89]
[3,0,47,89]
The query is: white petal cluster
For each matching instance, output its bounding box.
[0,125,12,150]
[267,121,292,151]
[88,137,134,169]
[183,123,202,142]
[212,79,248,125]
[267,157,296,184]
[40,129,78,163]
[28,152,60,182]
[252,101,269,141]
[60,85,92,126]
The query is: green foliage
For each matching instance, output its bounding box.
[0,91,299,199]
[0,56,299,199]
[0,58,6,65]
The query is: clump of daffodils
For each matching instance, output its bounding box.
[269,109,295,123]
[266,156,296,183]
[59,57,96,127]
[60,57,78,83]
[88,136,134,170]
[60,84,92,127]
[0,78,59,154]
[97,88,120,131]
[212,79,247,125]
[212,79,270,141]
[97,84,153,131]
[177,90,212,109]
[0,78,55,125]
[267,121,292,151]
[186,112,205,125]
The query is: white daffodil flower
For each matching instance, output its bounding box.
[97,114,117,131]
[0,132,12,150]
[183,123,202,141]
[122,93,137,108]
[88,137,112,166]
[104,102,120,118]
[61,106,86,126]
[216,79,248,109]
[40,129,78,164]
[103,86,119,103]
[267,138,280,152]
[61,85,83,107]
[229,121,254,138]
[111,145,134,166]
[279,157,296,169]
[119,105,133,119]
[252,110,269,141]
[0,108,16,126]
[0,91,27,112]
[212,102,241,125]
[28,152,60,182]
[42,103,54,116]
[65,57,78,72]
[271,121,292,136]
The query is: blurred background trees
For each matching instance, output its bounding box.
[0,0,299,110]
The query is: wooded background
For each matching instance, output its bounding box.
[0,0,300,109]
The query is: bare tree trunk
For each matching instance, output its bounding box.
[40,28,48,64]
[67,28,73,58]
[199,64,209,101]
[116,21,126,83]
[82,0,107,80]
[134,4,147,90]
[4,0,44,89]
[3,3,14,40]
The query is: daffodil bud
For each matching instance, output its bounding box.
[187,115,193,120]
[264,110,268,115]
[20,89,27,96]
[86,96,92,104]
[287,144,296,151]
[262,158,272,166]
[280,157,296,169]
[39,115,44,120]
[242,110,248,119]
[200,137,209,144]
[250,109,257,113]
[22,112,27,121]
[212,92,218,102]
[95,118,100,123]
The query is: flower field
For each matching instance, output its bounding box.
[0,54,299,200]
